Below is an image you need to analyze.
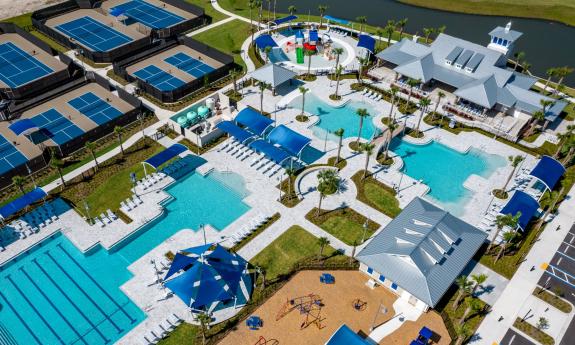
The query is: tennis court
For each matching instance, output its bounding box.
[56,16,133,52]
[68,92,123,125]
[30,109,85,145]
[133,65,185,91]
[0,42,53,88]
[0,135,29,175]
[110,0,185,29]
[165,52,215,79]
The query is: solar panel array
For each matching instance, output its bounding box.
[133,65,185,91]
[56,16,133,52]
[111,0,185,29]
[30,109,85,145]
[0,135,29,175]
[0,42,53,88]
[164,52,215,79]
[68,92,123,125]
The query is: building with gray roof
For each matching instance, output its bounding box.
[356,197,487,311]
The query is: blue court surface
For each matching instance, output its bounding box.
[0,42,53,88]
[133,65,185,91]
[56,16,133,52]
[0,135,29,175]
[68,92,123,125]
[165,52,215,79]
[111,0,185,29]
[30,109,85,145]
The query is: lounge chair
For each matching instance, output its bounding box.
[107,209,118,220]
[120,201,131,212]
[143,336,158,345]
[95,217,105,228]
[133,195,143,205]
[100,213,112,224]
[251,153,264,166]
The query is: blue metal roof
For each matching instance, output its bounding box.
[272,15,297,25]
[254,34,278,50]
[235,107,274,136]
[500,191,539,230]
[326,325,369,345]
[267,125,311,157]
[324,15,350,25]
[144,143,188,169]
[216,121,255,143]
[248,139,291,164]
[529,156,565,191]
[0,187,47,219]
[309,30,318,42]
[8,119,38,136]
[357,34,376,52]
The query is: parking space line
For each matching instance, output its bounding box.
[557,250,575,263]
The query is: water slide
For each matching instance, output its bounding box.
[296,47,304,64]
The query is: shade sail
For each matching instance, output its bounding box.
[529,156,565,191]
[235,107,274,136]
[324,15,350,25]
[248,139,291,164]
[357,34,376,52]
[8,119,38,136]
[267,125,311,156]
[272,15,297,25]
[144,144,187,169]
[182,243,213,255]
[164,253,198,280]
[499,191,539,230]
[0,187,46,219]
[254,34,277,50]
[216,121,254,143]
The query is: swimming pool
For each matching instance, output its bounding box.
[389,139,506,215]
[0,170,250,344]
[289,93,379,140]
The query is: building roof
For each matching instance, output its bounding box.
[454,75,498,108]
[499,191,539,230]
[250,63,297,88]
[356,197,486,307]
[489,26,523,42]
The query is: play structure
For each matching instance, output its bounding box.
[275,294,325,330]
[320,273,335,284]
[246,315,263,330]
[254,336,279,345]
[352,298,367,311]
[283,26,336,64]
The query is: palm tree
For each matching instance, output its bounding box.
[258,81,269,113]
[85,141,99,170]
[375,27,384,51]
[355,108,370,144]
[454,324,472,345]
[502,155,524,191]
[383,121,398,162]
[264,45,272,62]
[415,97,431,135]
[12,175,26,195]
[459,297,483,325]
[287,5,296,16]
[298,86,308,115]
[495,231,518,263]
[114,126,124,156]
[334,128,345,164]
[195,312,211,345]
[317,236,330,257]
[384,20,395,46]
[452,275,472,310]
[284,167,296,199]
[405,78,420,106]
[317,5,328,28]
[487,213,521,253]
[436,25,446,35]
[332,47,344,70]
[356,16,368,34]
[539,99,554,131]
[513,51,525,71]
[554,66,573,94]
[359,142,375,178]
[249,0,259,44]
[230,69,241,95]
[316,169,339,216]
[522,62,532,75]
[555,125,575,158]
[388,86,399,121]
[305,49,314,76]
[562,135,575,165]
[50,153,66,187]
[470,273,488,296]
[432,91,445,121]
[422,27,433,43]
[333,65,343,99]
[356,56,368,83]
[397,18,408,39]
[543,68,557,92]
[524,111,545,138]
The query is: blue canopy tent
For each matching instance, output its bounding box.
[142,143,188,176]
[529,156,565,192]
[326,325,369,345]
[163,244,253,313]
[234,107,274,136]
[357,34,376,53]
[248,139,291,165]
[272,15,297,26]
[324,15,350,26]
[8,119,38,136]
[216,121,255,143]
[499,191,540,230]
[0,187,46,219]
[254,34,278,50]
[267,125,311,159]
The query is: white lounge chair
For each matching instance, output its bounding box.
[107,209,118,220]
[95,217,105,228]
[133,195,143,205]
[120,201,131,212]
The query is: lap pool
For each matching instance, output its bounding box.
[390,139,506,215]
[0,170,250,344]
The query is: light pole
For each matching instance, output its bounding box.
[397,167,406,195]
[362,217,369,243]
[84,200,91,225]
[130,172,138,197]
[323,129,329,152]
[200,223,206,245]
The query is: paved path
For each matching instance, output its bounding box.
[187,16,235,36]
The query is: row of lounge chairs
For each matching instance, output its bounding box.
[361,88,383,101]
[4,202,60,242]
[137,172,167,190]
[162,160,187,175]
[228,213,272,246]
[141,314,183,345]
[120,194,144,214]
[329,28,350,36]
[92,209,119,228]
[477,203,504,233]
[221,139,284,178]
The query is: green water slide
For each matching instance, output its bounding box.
[296,47,304,64]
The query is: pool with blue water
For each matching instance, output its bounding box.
[390,139,506,215]
[0,170,250,344]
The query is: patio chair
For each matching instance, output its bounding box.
[107,209,118,220]
[100,213,112,224]
[120,201,132,212]
[95,217,105,228]
[251,153,264,166]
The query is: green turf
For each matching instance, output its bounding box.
[305,207,379,245]
[185,0,228,23]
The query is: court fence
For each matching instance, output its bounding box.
[113,37,234,103]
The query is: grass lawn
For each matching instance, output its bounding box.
[192,19,252,70]
[251,225,339,280]
[398,0,575,26]
[351,171,401,218]
[185,0,228,23]
[305,207,380,245]
[435,289,489,344]
[158,323,199,345]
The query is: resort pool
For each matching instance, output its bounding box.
[390,139,506,215]
[0,170,250,344]
[289,93,379,140]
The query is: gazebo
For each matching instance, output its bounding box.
[249,63,297,95]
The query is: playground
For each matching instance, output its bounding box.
[219,271,450,345]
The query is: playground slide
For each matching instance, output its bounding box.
[296,47,304,64]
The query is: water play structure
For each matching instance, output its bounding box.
[283,26,337,64]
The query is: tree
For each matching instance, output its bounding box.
[316,169,339,216]
[459,297,483,325]
[554,66,573,94]
[257,266,267,290]
[317,236,330,257]
[539,99,554,131]
[537,317,549,330]
[561,135,575,164]
[375,27,384,52]
[284,167,296,199]
[356,56,368,83]
[333,65,343,98]
[359,142,375,179]
[494,230,517,262]
[388,86,399,121]
[355,108,370,145]
[524,111,545,138]
[543,68,557,92]
[405,78,420,106]
[422,27,433,43]
[12,175,26,195]
[415,97,431,135]
[114,126,124,156]
[356,16,368,34]
[555,125,575,158]
[85,141,99,170]
[264,45,272,62]
[305,49,314,76]
[502,155,524,191]
[487,213,521,253]
[317,5,328,28]
[50,151,66,187]
[332,47,344,70]
[513,51,525,71]
[383,121,398,162]
[230,69,241,95]
[287,5,296,16]
[298,86,308,115]
[397,18,408,39]
[470,273,488,296]
[454,324,471,345]
[384,20,395,46]
[436,25,446,35]
[334,128,345,164]
[258,81,269,113]
[432,91,445,121]
[522,62,531,75]
[452,275,472,310]
[195,312,211,345]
